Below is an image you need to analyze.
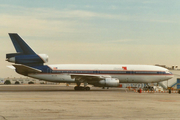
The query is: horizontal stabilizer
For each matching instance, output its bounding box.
[13,64,41,75]
[7,66,15,69]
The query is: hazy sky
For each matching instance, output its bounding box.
[0,0,180,78]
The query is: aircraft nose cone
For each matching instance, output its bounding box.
[167,73,174,79]
[170,75,174,78]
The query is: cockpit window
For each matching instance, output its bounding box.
[165,70,171,74]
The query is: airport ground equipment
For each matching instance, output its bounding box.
[143,86,163,92]
[158,82,167,89]
[135,89,178,93]
[171,78,180,89]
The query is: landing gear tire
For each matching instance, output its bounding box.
[74,86,90,91]
[74,86,83,91]
[74,86,78,91]
[82,87,86,91]
[85,87,90,91]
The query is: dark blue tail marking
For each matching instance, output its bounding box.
[9,33,36,55]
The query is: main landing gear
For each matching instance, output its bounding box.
[74,86,90,91]
[74,82,90,91]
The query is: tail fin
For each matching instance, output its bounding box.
[6,33,48,66]
[8,33,36,55]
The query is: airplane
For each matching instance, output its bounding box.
[6,33,173,91]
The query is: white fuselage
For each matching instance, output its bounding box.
[28,64,173,83]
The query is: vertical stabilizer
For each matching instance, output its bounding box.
[6,33,48,66]
[8,33,36,55]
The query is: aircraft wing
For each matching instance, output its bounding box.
[71,74,111,82]
[12,64,42,75]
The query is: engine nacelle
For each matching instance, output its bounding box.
[6,54,48,65]
[99,78,120,87]
[38,54,48,63]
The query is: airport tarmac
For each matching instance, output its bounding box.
[0,85,180,120]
